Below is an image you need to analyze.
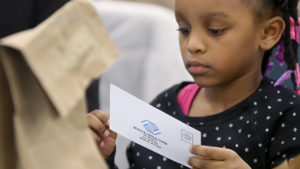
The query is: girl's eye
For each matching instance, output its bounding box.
[208,28,226,35]
[177,28,191,36]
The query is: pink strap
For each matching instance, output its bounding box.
[177,84,200,116]
[290,17,300,43]
[295,63,300,88]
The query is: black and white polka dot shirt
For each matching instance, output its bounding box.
[111,78,300,169]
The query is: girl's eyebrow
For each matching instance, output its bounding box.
[175,10,229,19]
[203,11,229,18]
[175,10,185,20]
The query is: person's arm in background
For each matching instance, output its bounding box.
[298,1,300,16]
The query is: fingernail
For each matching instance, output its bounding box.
[100,141,105,147]
[104,130,110,137]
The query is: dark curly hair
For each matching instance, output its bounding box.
[259,0,299,90]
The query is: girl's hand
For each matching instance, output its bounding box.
[188,145,251,169]
[87,110,117,159]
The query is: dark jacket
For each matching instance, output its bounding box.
[0,0,69,38]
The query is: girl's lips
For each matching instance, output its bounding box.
[186,60,210,74]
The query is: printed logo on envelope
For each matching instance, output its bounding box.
[181,129,193,144]
[141,120,162,135]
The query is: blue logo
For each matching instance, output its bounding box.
[141,120,161,135]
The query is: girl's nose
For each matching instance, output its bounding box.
[187,33,206,54]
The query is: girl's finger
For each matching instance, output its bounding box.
[90,129,101,145]
[190,145,232,160]
[188,156,222,169]
[90,110,110,124]
[109,129,117,139]
[87,113,107,136]
[106,112,111,126]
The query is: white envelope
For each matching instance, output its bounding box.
[110,84,201,168]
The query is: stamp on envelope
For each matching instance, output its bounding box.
[181,129,193,145]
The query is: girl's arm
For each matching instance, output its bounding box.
[273,155,300,169]
[274,161,289,169]
[188,145,300,169]
[288,155,300,169]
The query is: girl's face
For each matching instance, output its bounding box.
[175,0,265,87]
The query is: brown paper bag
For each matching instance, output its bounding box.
[0,0,118,169]
[0,59,16,169]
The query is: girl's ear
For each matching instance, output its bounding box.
[259,16,286,51]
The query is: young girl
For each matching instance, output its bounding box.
[87,0,300,168]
